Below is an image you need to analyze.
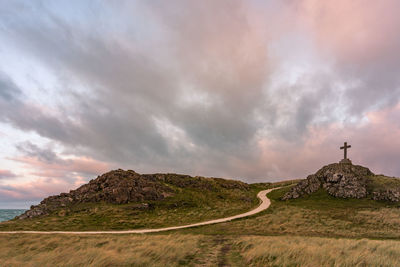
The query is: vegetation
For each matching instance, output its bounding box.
[183,185,400,239]
[1,234,400,266]
[0,180,269,231]
[2,176,400,266]
[2,177,400,237]
[367,174,400,191]
[0,234,201,266]
[234,235,400,266]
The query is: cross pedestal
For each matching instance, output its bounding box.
[339,158,352,164]
[339,142,352,164]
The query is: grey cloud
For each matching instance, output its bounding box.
[0,1,267,175]
[0,72,21,102]
[16,141,60,164]
[0,71,80,144]
[1,1,400,181]
[0,94,79,145]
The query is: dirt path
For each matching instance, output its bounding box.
[193,236,231,266]
[0,188,277,235]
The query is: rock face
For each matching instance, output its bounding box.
[18,169,174,219]
[282,163,374,200]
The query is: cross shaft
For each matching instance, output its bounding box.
[340,142,351,160]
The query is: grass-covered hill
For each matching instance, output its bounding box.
[185,180,400,240]
[0,169,272,231]
[2,180,400,266]
[177,163,400,241]
[1,164,399,234]
[2,165,400,266]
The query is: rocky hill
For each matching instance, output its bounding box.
[18,169,249,220]
[282,163,400,201]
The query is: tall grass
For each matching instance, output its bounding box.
[2,234,400,266]
[235,235,400,266]
[0,234,201,266]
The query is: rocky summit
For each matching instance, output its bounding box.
[282,162,400,202]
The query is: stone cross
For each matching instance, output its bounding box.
[340,142,351,160]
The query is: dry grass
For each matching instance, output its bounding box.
[234,235,400,266]
[2,234,400,266]
[187,204,400,239]
[0,234,202,266]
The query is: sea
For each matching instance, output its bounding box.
[0,209,26,222]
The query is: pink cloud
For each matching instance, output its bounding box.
[255,104,400,180]
[0,176,74,201]
[11,156,110,177]
[296,0,400,64]
[1,155,112,203]
[0,169,16,179]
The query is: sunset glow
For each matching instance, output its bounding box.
[1,0,400,208]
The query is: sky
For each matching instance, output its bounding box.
[1,0,400,208]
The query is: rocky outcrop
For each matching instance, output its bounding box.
[17,169,174,219]
[371,190,400,202]
[283,163,400,202]
[282,163,374,200]
[17,169,250,220]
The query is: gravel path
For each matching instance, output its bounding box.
[0,188,277,235]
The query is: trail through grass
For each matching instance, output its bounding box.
[1,234,400,266]
[0,184,267,231]
[183,186,400,239]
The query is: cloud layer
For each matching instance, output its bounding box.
[0,170,16,180]
[1,0,400,207]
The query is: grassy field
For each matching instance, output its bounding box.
[1,234,400,266]
[2,178,400,266]
[0,182,269,231]
[0,234,201,266]
[233,235,400,266]
[183,186,400,239]
[2,179,400,238]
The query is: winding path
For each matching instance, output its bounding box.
[0,188,277,235]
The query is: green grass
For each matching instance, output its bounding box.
[2,177,400,239]
[182,185,400,239]
[367,175,400,192]
[272,186,399,209]
[0,183,269,231]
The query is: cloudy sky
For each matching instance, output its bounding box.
[1,0,400,208]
